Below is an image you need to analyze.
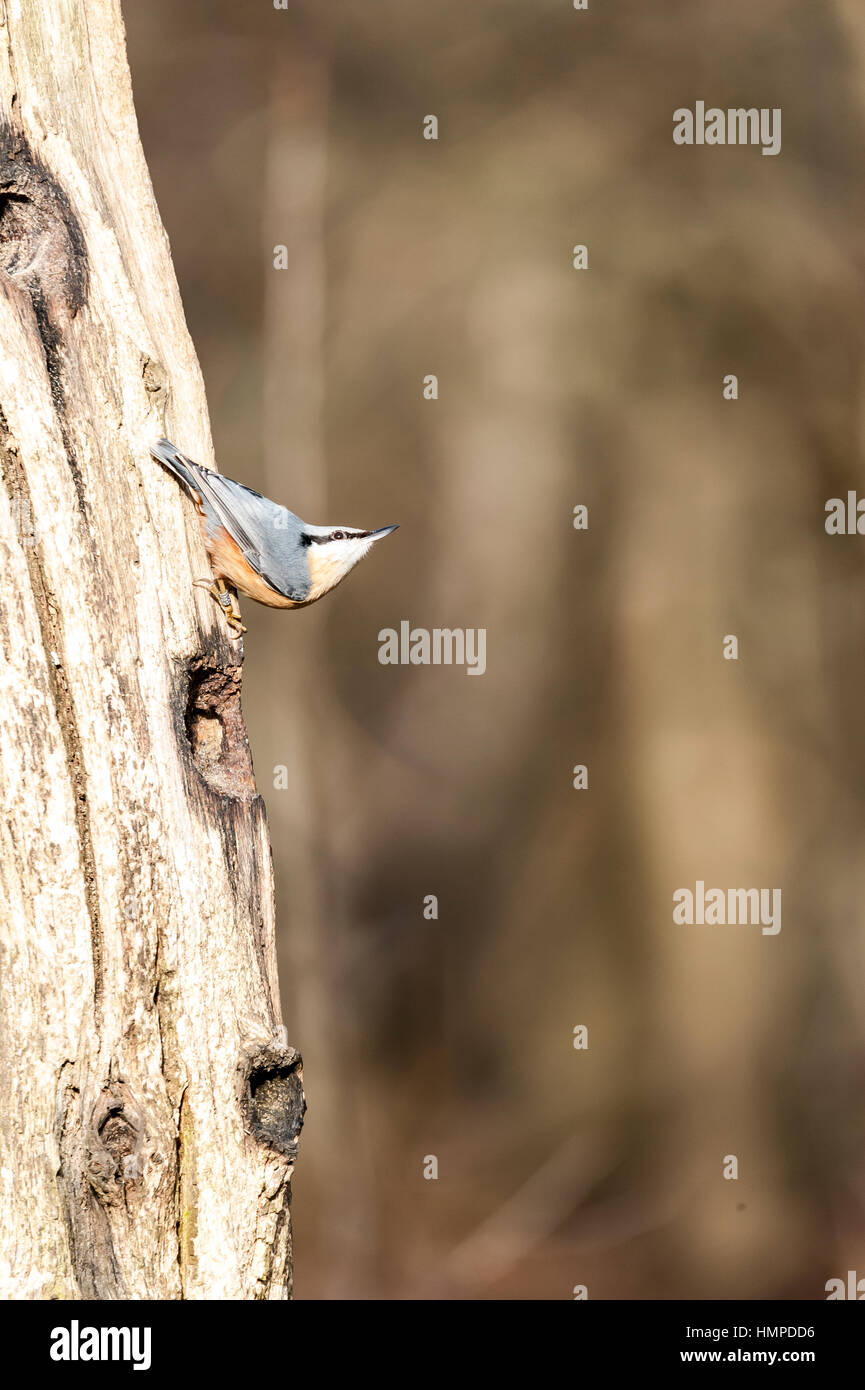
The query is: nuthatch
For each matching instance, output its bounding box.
[151,438,398,636]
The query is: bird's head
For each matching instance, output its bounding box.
[301,523,398,602]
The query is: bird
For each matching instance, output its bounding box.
[150,438,398,637]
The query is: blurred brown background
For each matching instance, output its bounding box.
[124,0,865,1298]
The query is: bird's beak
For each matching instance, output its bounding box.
[369,525,399,540]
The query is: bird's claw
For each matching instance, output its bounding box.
[194,575,245,638]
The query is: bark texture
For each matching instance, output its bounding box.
[0,0,302,1299]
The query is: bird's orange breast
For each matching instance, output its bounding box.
[200,519,301,609]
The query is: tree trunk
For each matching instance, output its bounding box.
[0,0,303,1299]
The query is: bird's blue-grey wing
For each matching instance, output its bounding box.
[151,439,307,600]
[196,470,310,600]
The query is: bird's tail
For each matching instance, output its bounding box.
[150,438,205,496]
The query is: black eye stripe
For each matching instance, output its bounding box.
[302,529,369,545]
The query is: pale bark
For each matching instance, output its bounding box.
[0,0,302,1299]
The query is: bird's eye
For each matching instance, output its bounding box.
[331,530,346,541]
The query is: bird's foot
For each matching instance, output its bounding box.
[193,576,246,637]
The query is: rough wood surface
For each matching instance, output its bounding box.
[0,0,302,1299]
